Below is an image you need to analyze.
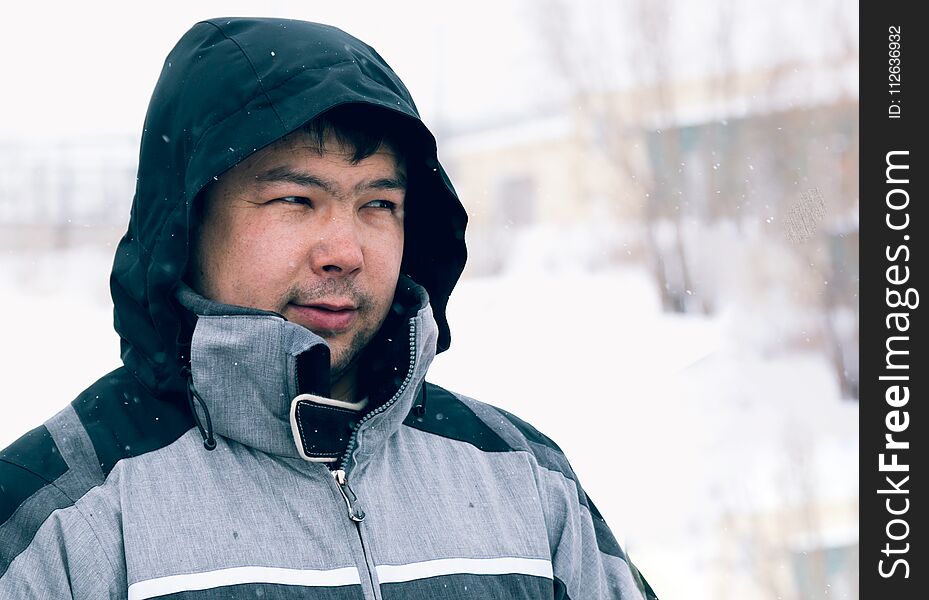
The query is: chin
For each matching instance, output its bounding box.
[325,341,351,367]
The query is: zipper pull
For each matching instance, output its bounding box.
[333,469,366,522]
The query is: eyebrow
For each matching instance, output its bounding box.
[356,175,407,194]
[254,166,406,196]
[255,166,336,194]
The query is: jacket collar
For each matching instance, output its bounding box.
[176,279,438,466]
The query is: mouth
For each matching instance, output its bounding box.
[288,302,358,333]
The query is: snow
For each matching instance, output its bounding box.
[0,242,858,598]
[0,247,120,439]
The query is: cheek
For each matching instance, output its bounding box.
[366,227,404,277]
[230,230,299,281]
[201,219,299,306]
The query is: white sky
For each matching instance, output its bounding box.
[0,0,548,139]
[0,0,856,140]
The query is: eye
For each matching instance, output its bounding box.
[275,196,311,206]
[364,199,398,211]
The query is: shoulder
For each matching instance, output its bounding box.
[0,421,74,533]
[0,366,192,533]
[0,370,121,576]
[401,383,648,593]
[66,366,193,477]
[402,381,579,480]
[0,370,128,523]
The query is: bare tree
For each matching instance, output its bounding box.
[532,0,859,396]
[535,0,710,313]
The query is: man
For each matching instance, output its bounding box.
[0,17,656,599]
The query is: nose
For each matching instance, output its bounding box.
[309,214,364,276]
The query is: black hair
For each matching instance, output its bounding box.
[301,104,410,164]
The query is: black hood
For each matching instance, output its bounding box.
[111,17,467,397]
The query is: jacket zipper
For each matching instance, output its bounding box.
[327,468,379,599]
[332,469,365,522]
[330,318,417,600]
[337,319,417,473]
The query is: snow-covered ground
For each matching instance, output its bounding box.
[0,245,858,599]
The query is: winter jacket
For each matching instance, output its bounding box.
[0,17,657,600]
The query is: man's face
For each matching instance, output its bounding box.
[191,130,406,378]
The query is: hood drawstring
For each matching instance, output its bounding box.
[182,366,217,451]
[412,381,428,418]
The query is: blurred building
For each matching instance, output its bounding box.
[439,106,650,275]
[441,61,859,398]
[715,496,859,600]
[0,136,136,250]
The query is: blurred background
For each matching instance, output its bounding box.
[0,1,858,597]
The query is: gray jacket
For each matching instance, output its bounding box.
[1,280,654,599]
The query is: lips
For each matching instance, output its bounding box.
[288,303,358,332]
